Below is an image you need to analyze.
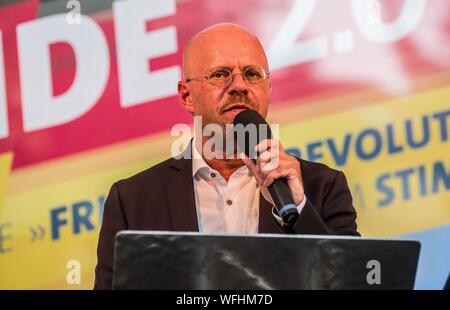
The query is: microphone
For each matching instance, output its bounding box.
[233,109,299,226]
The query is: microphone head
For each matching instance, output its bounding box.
[233,109,272,159]
[233,109,267,127]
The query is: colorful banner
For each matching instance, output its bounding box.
[0,0,449,289]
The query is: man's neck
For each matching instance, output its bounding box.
[204,157,244,182]
[195,135,244,182]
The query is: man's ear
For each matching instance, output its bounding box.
[178,81,194,114]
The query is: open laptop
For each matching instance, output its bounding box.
[112,231,420,290]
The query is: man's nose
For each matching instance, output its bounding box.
[227,72,249,96]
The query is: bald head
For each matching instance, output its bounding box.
[182,23,269,79]
[177,23,271,128]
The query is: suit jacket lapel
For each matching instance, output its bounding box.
[166,144,199,232]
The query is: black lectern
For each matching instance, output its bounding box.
[112,231,420,290]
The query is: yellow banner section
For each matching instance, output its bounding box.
[0,158,169,289]
[0,86,449,289]
[0,152,13,208]
[281,87,450,237]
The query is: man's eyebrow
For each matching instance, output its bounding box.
[207,66,232,71]
[207,64,262,71]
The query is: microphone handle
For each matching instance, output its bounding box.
[267,179,299,227]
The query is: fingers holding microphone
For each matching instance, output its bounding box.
[240,139,305,206]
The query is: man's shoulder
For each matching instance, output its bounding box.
[115,156,189,190]
[297,157,341,182]
[296,158,351,201]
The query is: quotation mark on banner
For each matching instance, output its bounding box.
[29,225,45,243]
[66,0,81,25]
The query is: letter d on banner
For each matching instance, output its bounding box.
[17,14,110,132]
[114,0,180,107]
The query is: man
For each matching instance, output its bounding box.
[94,23,359,289]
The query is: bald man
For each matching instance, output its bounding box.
[94,24,359,290]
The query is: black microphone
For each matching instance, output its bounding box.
[233,109,299,227]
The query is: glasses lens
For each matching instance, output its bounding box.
[244,66,265,83]
[207,68,231,86]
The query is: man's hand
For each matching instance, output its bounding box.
[240,139,305,207]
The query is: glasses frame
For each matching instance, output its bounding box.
[185,66,270,87]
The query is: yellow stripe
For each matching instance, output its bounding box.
[0,152,13,209]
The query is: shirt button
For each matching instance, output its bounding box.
[210,172,216,178]
[226,199,233,206]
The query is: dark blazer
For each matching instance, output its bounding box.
[94,145,359,289]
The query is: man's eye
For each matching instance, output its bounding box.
[245,69,261,78]
[210,70,229,79]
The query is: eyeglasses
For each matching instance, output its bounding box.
[185,65,270,87]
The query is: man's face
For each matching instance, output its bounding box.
[180,27,271,129]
